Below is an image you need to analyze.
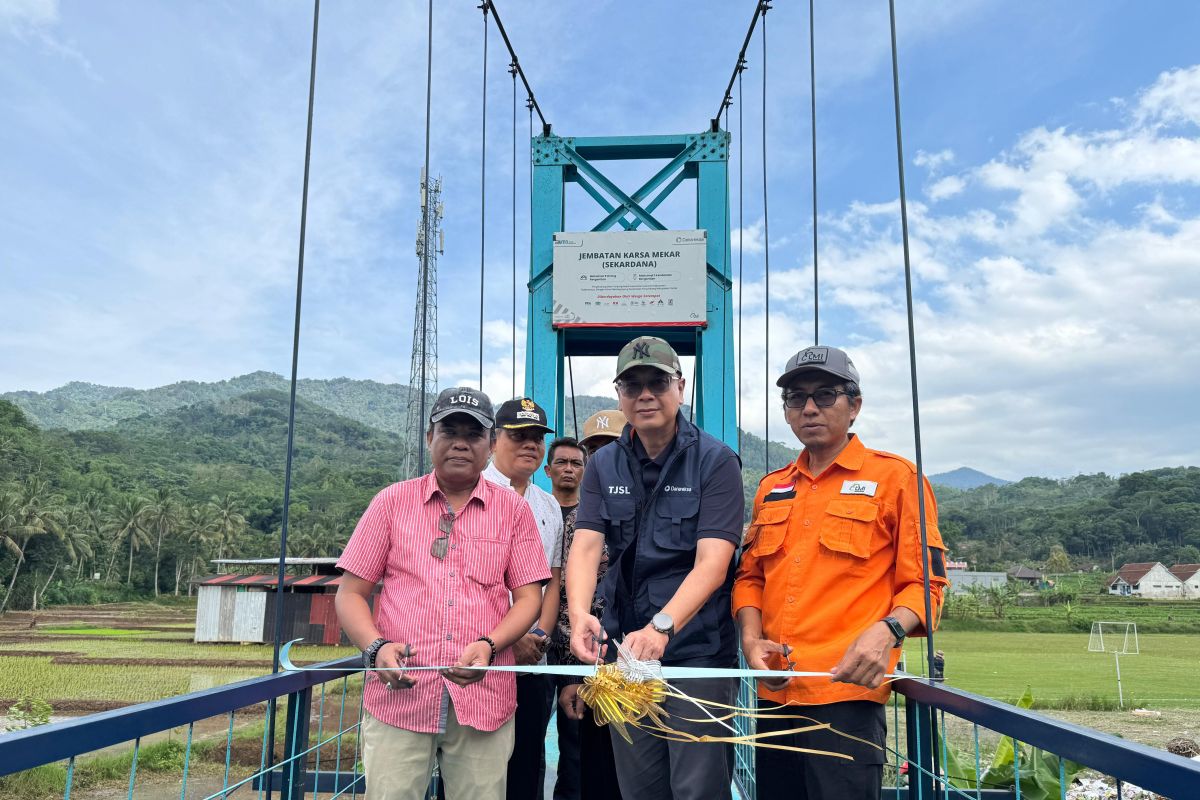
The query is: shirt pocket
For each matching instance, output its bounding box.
[601,496,637,553]
[818,499,879,567]
[747,502,791,558]
[653,493,701,551]
[464,536,508,587]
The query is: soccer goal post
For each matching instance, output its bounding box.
[1088,621,1139,708]
[1088,621,1139,655]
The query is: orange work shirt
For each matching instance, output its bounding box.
[731,434,949,706]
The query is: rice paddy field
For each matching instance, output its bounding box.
[0,604,355,712]
[1,601,1198,797]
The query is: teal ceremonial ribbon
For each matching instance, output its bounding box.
[279,639,901,681]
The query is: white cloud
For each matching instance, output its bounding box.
[1136,64,1200,128]
[915,149,955,172]
[735,65,1200,477]
[0,0,57,30]
[732,218,765,255]
[927,174,966,201]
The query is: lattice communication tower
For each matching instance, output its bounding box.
[403,169,444,478]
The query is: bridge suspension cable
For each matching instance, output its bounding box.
[713,1,770,128]
[479,1,548,395]
[511,59,519,399]
[761,5,771,473]
[416,0,435,474]
[808,0,819,345]
[887,0,938,673]
[485,0,551,135]
[478,2,488,387]
[273,0,320,677]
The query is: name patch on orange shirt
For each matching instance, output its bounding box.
[840,480,878,497]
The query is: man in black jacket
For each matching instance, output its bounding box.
[565,336,744,800]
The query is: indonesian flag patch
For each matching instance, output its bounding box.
[764,481,796,502]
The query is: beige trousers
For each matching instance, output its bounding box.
[361,703,515,800]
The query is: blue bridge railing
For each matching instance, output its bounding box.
[2,659,1198,799]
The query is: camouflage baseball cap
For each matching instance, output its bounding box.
[615,336,681,379]
[775,346,860,387]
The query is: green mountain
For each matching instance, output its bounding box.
[7,374,802,469]
[2,372,426,435]
[929,467,1011,489]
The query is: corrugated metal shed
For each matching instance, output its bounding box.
[192,573,358,644]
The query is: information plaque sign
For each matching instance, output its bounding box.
[552,230,707,326]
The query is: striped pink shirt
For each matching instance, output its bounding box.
[337,471,550,733]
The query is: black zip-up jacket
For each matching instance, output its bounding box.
[577,412,743,667]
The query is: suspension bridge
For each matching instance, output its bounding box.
[2,2,1198,799]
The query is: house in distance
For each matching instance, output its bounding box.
[1107,562,1191,598]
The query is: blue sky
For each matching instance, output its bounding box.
[3,1,1200,479]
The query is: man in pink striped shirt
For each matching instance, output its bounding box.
[336,387,551,800]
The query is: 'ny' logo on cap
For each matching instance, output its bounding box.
[595,415,610,430]
[632,342,651,360]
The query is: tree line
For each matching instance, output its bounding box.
[3,387,1198,613]
[937,469,1200,572]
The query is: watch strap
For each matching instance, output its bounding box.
[363,637,391,669]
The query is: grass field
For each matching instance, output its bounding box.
[903,631,1200,709]
[0,605,357,709]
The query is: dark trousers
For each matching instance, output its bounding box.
[579,704,622,800]
[552,686,581,800]
[609,676,736,800]
[754,700,886,800]
[507,673,555,800]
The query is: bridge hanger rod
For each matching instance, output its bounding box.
[713,0,770,126]
[484,0,551,134]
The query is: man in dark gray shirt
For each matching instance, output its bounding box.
[565,336,744,800]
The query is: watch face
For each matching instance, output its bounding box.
[652,612,673,632]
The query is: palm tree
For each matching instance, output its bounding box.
[177,503,218,595]
[106,495,150,586]
[0,478,64,614]
[0,492,33,614]
[210,494,247,561]
[60,506,96,574]
[146,487,181,598]
[71,492,105,580]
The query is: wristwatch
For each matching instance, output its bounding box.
[651,612,675,641]
[363,637,391,670]
[882,616,906,648]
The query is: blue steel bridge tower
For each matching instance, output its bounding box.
[525,129,737,470]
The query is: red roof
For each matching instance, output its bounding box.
[1109,562,1159,587]
[197,573,342,588]
[1168,564,1200,582]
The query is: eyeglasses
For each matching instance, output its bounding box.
[431,511,455,560]
[615,375,678,398]
[783,388,851,409]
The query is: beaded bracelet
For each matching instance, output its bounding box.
[476,636,497,665]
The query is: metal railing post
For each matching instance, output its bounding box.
[905,697,937,799]
[280,687,313,800]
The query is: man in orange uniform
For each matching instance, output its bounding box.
[733,345,949,799]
